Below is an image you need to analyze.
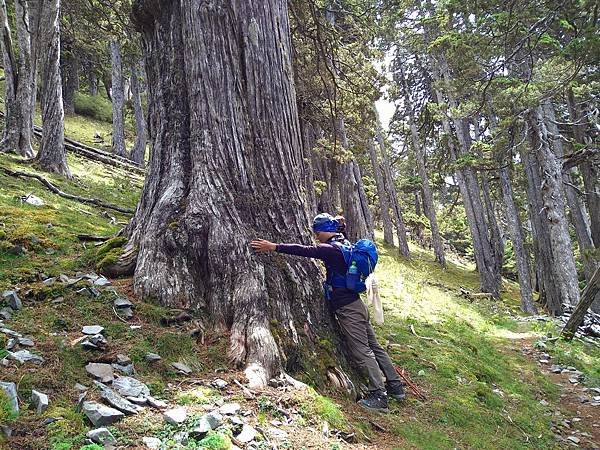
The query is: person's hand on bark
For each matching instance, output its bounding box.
[251,239,277,252]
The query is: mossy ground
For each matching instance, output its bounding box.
[0,135,599,448]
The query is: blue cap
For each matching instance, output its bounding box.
[312,213,339,233]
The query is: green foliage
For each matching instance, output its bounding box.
[74,92,113,123]
[0,390,18,423]
[198,431,232,450]
[47,406,87,450]
[79,445,103,450]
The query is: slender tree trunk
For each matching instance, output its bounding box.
[129,0,353,388]
[0,0,19,152]
[566,88,600,248]
[527,105,579,306]
[61,42,77,115]
[562,266,600,340]
[129,62,147,166]
[367,139,394,245]
[110,40,126,157]
[29,0,40,133]
[335,116,373,241]
[88,69,98,96]
[375,110,410,256]
[35,0,70,177]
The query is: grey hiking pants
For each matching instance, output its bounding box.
[335,298,401,393]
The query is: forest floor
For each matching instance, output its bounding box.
[0,130,600,449]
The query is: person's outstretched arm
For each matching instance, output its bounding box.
[251,239,330,260]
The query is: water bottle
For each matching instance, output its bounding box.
[346,261,359,291]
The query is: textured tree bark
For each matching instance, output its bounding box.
[431,73,499,296]
[61,41,77,115]
[0,0,35,158]
[522,146,563,314]
[527,105,579,306]
[375,111,410,256]
[566,88,600,248]
[129,63,147,166]
[335,116,373,241]
[495,122,536,314]
[562,266,600,340]
[35,0,70,177]
[367,140,394,245]
[110,40,126,157]
[129,0,353,388]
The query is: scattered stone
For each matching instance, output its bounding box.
[212,378,228,389]
[93,276,111,286]
[539,400,549,406]
[74,383,89,391]
[98,385,141,415]
[6,338,16,350]
[51,297,64,304]
[146,396,167,409]
[127,396,147,406]
[42,277,56,286]
[17,337,34,347]
[82,401,125,427]
[22,193,44,206]
[120,308,134,320]
[539,359,549,364]
[89,287,101,297]
[0,308,11,321]
[145,353,161,362]
[85,363,114,383]
[550,365,563,374]
[0,327,20,337]
[82,334,108,350]
[567,436,580,444]
[173,431,189,445]
[267,427,288,440]
[236,424,258,443]
[31,390,49,414]
[142,437,162,449]
[2,291,22,311]
[0,382,19,413]
[171,362,192,375]
[164,407,187,425]
[116,354,131,365]
[219,403,241,415]
[112,376,150,398]
[112,363,135,376]
[82,325,104,335]
[569,378,579,384]
[114,298,133,309]
[8,350,44,365]
[86,428,117,445]
[42,417,59,426]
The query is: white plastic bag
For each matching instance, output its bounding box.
[366,274,384,324]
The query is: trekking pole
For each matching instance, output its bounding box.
[394,366,427,401]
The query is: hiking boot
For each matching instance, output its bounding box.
[386,380,406,401]
[357,391,388,412]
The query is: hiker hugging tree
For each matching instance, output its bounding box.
[252,213,405,412]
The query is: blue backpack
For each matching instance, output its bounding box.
[327,239,378,294]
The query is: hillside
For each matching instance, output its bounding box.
[1,144,599,450]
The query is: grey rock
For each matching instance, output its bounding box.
[145,352,161,362]
[171,362,192,375]
[163,407,187,425]
[22,194,44,206]
[569,377,579,384]
[85,363,114,383]
[42,417,59,426]
[82,401,124,427]
[267,427,288,440]
[173,431,189,445]
[8,350,44,365]
[116,354,131,365]
[99,385,141,415]
[114,298,133,309]
[120,307,134,319]
[17,337,34,347]
[0,381,19,413]
[31,390,49,414]
[2,291,22,311]
[236,424,258,443]
[191,411,223,437]
[550,365,563,374]
[89,287,101,297]
[212,378,228,389]
[82,325,104,335]
[74,383,89,391]
[112,363,135,376]
[0,308,12,321]
[112,376,150,398]
[42,277,56,286]
[146,396,167,409]
[6,338,16,350]
[126,396,147,405]
[142,437,162,449]
[93,277,111,286]
[82,334,108,350]
[1,425,12,438]
[539,399,549,406]
[219,403,241,415]
[567,436,580,444]
[51,297,64,304]
[0,327,20,337]
[86,427,116,445]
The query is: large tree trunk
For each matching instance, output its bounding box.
[527,105,579,306]
[129,0,351,388]
[129,62,147,166]
[110,40,126,157]
[35,0,70,177]
[375,111,410,256]
[61,41,77,115]
[367,139,394,245]
[0,0,35,158]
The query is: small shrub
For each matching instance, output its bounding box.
[74,93,113,123]
[198,431,232,450]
